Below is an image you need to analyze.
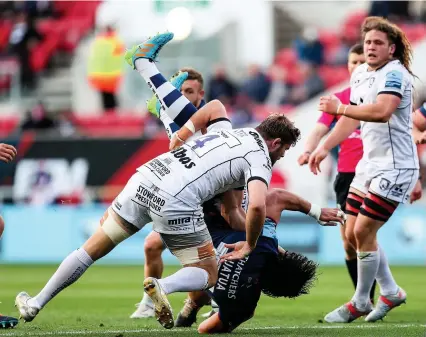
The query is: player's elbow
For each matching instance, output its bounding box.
[209,99,227,120]
[377,111,392,123]
[248,202,266,215]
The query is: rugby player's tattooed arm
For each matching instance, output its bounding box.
[221,189,246,231]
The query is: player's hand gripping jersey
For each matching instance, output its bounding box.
[350,60,419,170]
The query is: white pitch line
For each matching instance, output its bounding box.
[2,324,425,336]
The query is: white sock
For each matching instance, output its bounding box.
[158,267,209,294]
[140,292,154,307]
[352,251,379,309]
[28,248,94,309]
[159,112,178,140]
[135,58,197,126]
[376,246,398,296]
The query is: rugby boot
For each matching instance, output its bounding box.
[0,315,18,328]
[15,292,39,322]
[143,277,174,329]
[124,32,174,69]
[130,302,155,319]
[365,288,406,322]
[175,298,201,328]
[324,301,372,323]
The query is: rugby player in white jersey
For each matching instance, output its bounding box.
[309,17,420,322]
[15,32,303,329]
[0,143,18,329]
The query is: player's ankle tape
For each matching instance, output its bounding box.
[359,192,397,222]
[345,192,363,216]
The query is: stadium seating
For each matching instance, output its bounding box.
[70,113,148,137]
[0,1,100,76]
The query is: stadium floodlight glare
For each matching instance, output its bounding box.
[166,7,193,41]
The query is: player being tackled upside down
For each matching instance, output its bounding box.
[125,62,345,331]
[310,17,420,323]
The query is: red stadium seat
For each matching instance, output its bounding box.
[0,116,20,137]
[71,113,147,137]
[318,30,340,50]
[318,66,348,88]
[275,48,298,70]
[285,67,303,86]
[0,20,12,52]
[343,10,367,28]
[252,104,294,121]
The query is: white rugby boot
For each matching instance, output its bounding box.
[130,302,155,319]
[143,277,174,329]
[365,288,406,322]
[15,292,39,322]
[324,301,372,323]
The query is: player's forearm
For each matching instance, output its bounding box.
[322,117,359,151]
[177,100,227,140]
[245,205,266,249]
[412,123,423,143]
[226,207,246,231]
[276,190,311,214]
[304,124,329,153]
[339,103,390,122]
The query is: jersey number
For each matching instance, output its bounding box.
[192,134,220,149]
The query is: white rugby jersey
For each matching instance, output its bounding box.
[137,128,273,208]
[350,60,419,170]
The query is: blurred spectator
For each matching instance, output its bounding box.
[369,1,411,22]
[207,65,237,105]
[265,65,288,106]
[239,64,270,103]
[294,27,324,66]
[21,101,55,131]
[8,11,42,91]
[369,0,389,18]
[57,112,76,137]
[230,94,254,127]
[87,24,124,112]
[23,1,55,20]
[0,1,15,19]
[286,62,324,105]
[388,1,411,22]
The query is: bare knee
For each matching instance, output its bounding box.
[345,229,357,249]
[207,268,218,288]
[144,232,165,259]
[353,223,377,251]
[342,237,357,259]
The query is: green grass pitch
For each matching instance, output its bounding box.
[1,265,425,336]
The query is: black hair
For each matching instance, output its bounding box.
[260,251,318,298]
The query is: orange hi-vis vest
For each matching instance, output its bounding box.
[88,31,124,93]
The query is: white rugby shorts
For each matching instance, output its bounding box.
[111,172,207,234]
[351,158,419,203]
